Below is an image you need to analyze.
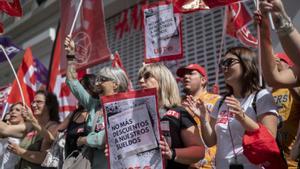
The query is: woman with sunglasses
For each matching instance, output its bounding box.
[138,63,205,169]
[64,36,130,169]
[184,47,278,169]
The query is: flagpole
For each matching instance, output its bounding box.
[255,0,263,87]
[69,0,83,36]
[0,45,25,106]
[1,102,9,120]
[214,6,228,93]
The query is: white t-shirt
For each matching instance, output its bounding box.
[210,89,278,169]
[0,137,21,169]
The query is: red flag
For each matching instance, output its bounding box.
[226,2,258,48]
[203,0,240,8]
[7,48,37,106]
[48,30,78,120]
[0,0,22,16]
[60,0,110,74]
[167,0,209,13]
[111,52,133,90]
[0,22,3,33]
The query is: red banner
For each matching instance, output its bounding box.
[226,2,258,48]
[167,0,209,13]
[7,48,37,106]
[0,0,22,16]
[48,30,78,120]
[60,0,110,74]
[203,0,240,8]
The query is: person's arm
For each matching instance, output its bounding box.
[0,122,32,138]
[182,96,217,147]
[175,126,205,164]
[257,113,278,137]
[260,0,300,66]
[225,96,260,132]
[66,79,98,111]
[8,123,58,164]
[160,126,205,165]
[255,9,300,88]
[77,130,106,149]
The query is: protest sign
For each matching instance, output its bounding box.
[101,88,164,169]
[143,2,183,63]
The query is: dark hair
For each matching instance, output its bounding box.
[80,74,98,99]
[35,90,60,122]
[224,46,261,97]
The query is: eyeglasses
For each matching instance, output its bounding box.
[138,72,153,80]
[31,100,45,106]
[219,58,240,70]
[95,75,114,84]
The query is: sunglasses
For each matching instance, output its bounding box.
[138,72,153,80]
[219,58,240,69]
[95,75,114,84]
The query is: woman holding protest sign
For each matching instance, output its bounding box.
[138,63,205,169]
[64,36,130,169]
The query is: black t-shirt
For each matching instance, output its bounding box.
[160,106,197,169]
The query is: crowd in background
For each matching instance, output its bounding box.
[1,0,300,168]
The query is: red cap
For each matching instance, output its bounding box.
[176,64,207,78]
[243,124,287,169]
[275,53,294,66]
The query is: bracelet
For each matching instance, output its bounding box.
[66,54,76,60]
[275,15,295,36]
[170,148,176,161]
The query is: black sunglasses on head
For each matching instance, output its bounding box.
[219,58,240,69]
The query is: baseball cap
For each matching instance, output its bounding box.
[275,53,294,67]
[176,64,207,78]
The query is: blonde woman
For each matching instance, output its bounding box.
[138,63,205,169]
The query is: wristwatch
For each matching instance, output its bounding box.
[171,148,176,161]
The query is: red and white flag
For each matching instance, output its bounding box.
[48,30,78,120]
[0,85,11,117]
[203,0,240,8]
[167,0,209,13]
[60,0,110,74]
[0,0,22,16]
[7,48,39,106]
[226,2,258,48]
[111,52,133,90]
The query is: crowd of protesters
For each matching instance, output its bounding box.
[1,0,300,168]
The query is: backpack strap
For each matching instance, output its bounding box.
[252,90,260,114]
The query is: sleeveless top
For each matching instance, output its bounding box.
[65,118,88,157]
[16,122,57,169]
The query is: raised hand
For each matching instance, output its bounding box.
[224,96,245,120]
[64,35,75,56]
[259,0,289,29]
[182,95,207,118]
[159,136,173,160]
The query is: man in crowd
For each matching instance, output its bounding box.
[177,64,220,169]
[271,53,300,168]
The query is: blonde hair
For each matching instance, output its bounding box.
[97,66,129,93]
[138,63,181,108]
